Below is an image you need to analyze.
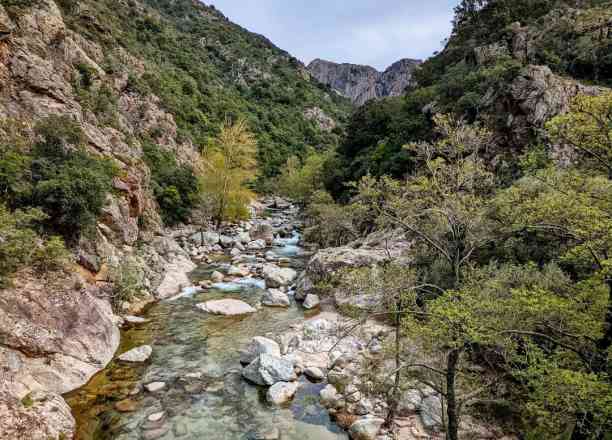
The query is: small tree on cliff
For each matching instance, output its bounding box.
[199,118,257,228]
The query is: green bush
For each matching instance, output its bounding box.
[142,141,198,225]
[108,257,144,311]
[1,116,117,240]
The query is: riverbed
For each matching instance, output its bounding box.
[66,207,348,440]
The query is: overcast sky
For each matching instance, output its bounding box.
[205,1,459,71]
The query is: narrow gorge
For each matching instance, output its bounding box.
[1,0,611,439]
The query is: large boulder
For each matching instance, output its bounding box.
[242,354,296,386]
[348,417,385,440]
[190,231,220,246]
[0,390,75,440]
[0,269,120,398]
[419,394,444,430]
[240,337,281,365]
[266,381,300,405]
[250,223,274,245]
[155,255,196,299]
[196,300,256,316]
[263,264,297,288]
[262,289,291,308]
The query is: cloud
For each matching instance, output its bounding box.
[207,0,458,70]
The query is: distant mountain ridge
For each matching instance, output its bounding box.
[307,58,422,105]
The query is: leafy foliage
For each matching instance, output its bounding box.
[199,119,257,226]
[143,141,199,225]
[62,0,351,181]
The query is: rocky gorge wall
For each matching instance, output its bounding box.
[0,1,204,437]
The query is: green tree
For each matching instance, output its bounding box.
[200,118,257,227]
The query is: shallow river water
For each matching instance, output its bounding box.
[66,211,348,440]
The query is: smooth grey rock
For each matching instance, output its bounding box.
[240,337,281,365]
[263,264,297,288]
[242,354,296,386]
[304,367,325,382]
[303,294,320,309]
[145,382,166,393]
[247,239,266,250]
[348,417,385,440]
[118,345,152,363]
[196,300,256,316]
[266,381,299,405]
[210,271,224,282]
[262,289,291,307]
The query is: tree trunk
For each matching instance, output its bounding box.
[385,298,403,427]
[446,348,461,440]
[571,278,612,440]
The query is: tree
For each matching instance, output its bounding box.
[353,114,498,440]
[546,92,612,178]
[199,118,257,228]
[277,148,332,205]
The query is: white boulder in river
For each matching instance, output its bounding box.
[242,353,296,386]
[267,381,300,405]
[196,300,256,316]
[262,289,291,307]
[263,264,297,288]
[240,337,281,365]
[303,294,320,310]
[348,417,385,440]
[118,345,152,363]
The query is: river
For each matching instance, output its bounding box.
[65,206,348,440]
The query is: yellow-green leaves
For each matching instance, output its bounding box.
[199,118,257,225]
[546,92,612,176]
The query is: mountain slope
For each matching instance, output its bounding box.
[330,0,611,193]
[308,58,421,105]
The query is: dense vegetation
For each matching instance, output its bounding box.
[328,0,612,196]
[47,0,351,180]
[0,115,117,284]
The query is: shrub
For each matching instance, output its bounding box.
[33,235,71,273]
[142,141,199,225]
[108,258,144,310]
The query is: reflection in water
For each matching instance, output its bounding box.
[66,225,347,440]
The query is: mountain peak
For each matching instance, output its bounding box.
[307,58,422,105]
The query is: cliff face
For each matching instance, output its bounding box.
[307,58,421,105]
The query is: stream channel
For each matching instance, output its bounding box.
[65,206,348,440]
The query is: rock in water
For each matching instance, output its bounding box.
[118,345,152,363]
[303,294,320,309]
[262,289,291,307]
[242,354,296,386]
[304,367,325,382]
[196,300,256,316]
[210,271,224,282]
[240,337,281,365]
[267,381,300,405]
[263,264,297,288]
[348,417,385,440]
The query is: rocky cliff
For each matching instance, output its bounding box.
[307,58,421,106]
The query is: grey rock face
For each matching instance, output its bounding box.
[308,58,421,106]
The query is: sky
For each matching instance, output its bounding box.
[205,0,459,71]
